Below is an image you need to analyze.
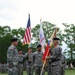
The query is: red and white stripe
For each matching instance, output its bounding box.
[23,27,31,44]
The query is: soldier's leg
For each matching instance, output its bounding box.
[61,68,65,75]
[21,64,23,75]
[26,66,30,75]
[40,66,45,75]
[13,67,19,75]
[8,68,13,75]
[35,67,40,75]
[18,65,21,75]
[30,66,33,75]
[19,64,23,75]
[51,65,61,75]
[47,67,52,75]
[1,68,2,73]
[4,68,6,73]
[0,68,1,73]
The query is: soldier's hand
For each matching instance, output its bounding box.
[8,62,13,68]
[33,64,36,69]
[46,56,50,59]
[28,50,31,53]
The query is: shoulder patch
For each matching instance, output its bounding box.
[10,48,13,50]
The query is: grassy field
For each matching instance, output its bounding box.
[65,69,75,75]
[0,69,75,75]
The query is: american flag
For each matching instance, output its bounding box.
[23,14,31,45]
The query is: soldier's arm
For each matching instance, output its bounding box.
[7,48,14,68]
[24,53,28,59]
[46,49,52,59]
[7,48,14,62]
[50,47,62,60]
[33,52,36,65]
[49,48,53,55]
[64,55,67,68]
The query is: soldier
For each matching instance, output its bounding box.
[7,38,19,75]
[33,44,44,75]
[61,54,66,75]
[18,50,24,75]
[0,63,2,73]
[46,47,53,75]
[48,37,62,75]
[3,63,7,73]
[24,47,33,75]
[2,64,4,73]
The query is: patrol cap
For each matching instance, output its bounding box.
[19,50,22,51]
[11,38,18,42]
[28,47,32,49]
[37,44,42,48]
[53,37,60,40]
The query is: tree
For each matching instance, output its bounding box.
[0,26,12,63]
[31,21,55,46]
[31,21,62,46]
[0,26,28,63]
[62,23,75,62]
[0,22,63,63]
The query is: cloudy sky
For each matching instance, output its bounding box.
[0,0,75,29]
[0,0,75,51]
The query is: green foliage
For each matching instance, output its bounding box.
[0,22,75,63]
[0,26,12,63]
[62,23,75,62]
[0,25,38,63]
[31,21,63,46]
[31,21,55,45]
[0,26,28,63]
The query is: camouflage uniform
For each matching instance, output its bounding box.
[18,54,24,75]
[46,49,53,75]
[33,51,44,75]
[7,45,19,75]
[1,64,4,73]
[50,47,62,75]
[0,63,2,73]
[61,54,66,75]
[0,63,1,73]
[4,63,7,73]
[46,58,52,75]
[24,52,33,75]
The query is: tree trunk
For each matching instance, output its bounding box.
[71,48,72,62]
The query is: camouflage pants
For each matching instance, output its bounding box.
[35,66,44,75]
[26,65,33,75]
[51,65,61,75]
[0,67,2,73]
[18,64,23,75]
[3,67,7,73]
[47,66,52,75]
[61,67,65,75]
[8,66,19,75]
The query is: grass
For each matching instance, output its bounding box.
[0,69,75,75]
[65,69,75,75]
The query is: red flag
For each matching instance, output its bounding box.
[42,41,50,62]
[42,28,58,62]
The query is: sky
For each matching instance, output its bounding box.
[0,0,75,51]
[0,0,75,29]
